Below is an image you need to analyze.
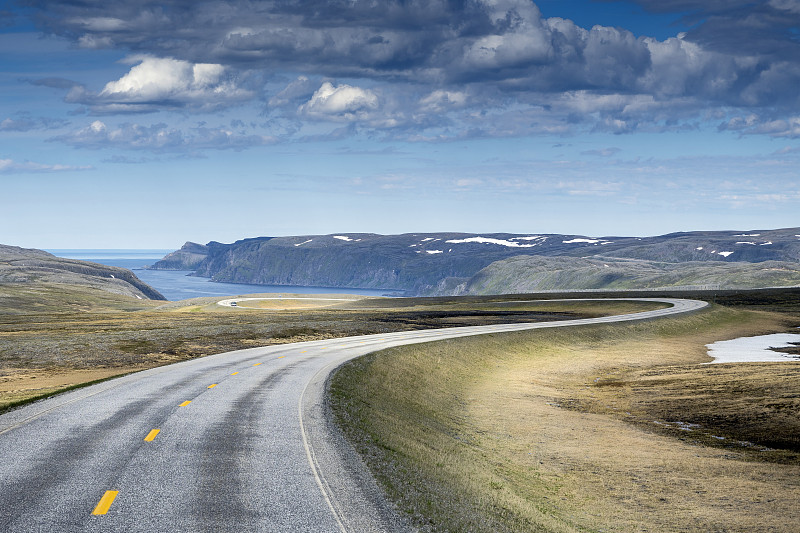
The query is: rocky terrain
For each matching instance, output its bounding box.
[0,244,165,301]
[150,228,800,295]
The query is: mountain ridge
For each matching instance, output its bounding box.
[149,228,800,295]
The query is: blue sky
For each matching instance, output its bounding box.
[2,0,799,248]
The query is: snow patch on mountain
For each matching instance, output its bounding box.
[445,237,539,248]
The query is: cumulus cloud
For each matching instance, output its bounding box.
[21,0,800,140]
[66,56,253,113]
[720,114,800,138]
[52,120,277,152]
[299,82,380,122]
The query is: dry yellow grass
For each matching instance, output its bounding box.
[331,305,800,532]
[0,367,145,411]
[3,289,631,412]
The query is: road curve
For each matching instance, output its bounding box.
[0,298,707,532]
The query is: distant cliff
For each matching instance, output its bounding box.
[148,241,209,270]
[150,228,800,295]
[0,244,166,301]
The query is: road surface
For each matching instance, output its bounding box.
[0,298,707,532]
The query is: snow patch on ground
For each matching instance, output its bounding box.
[706,333,800,363]
[563,238,600,244]
[696,247,704,250]
[333,235,353,241]
[426,250,443,254]
[761,241,773,245]
[718,251,734,257]
[512,235,546,241]
[294,239,313,247]
[445,236,539,248]
[736,242,757,245]
[734,233,761,237]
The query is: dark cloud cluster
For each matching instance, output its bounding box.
[20,0,800,141]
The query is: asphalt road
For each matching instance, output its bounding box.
[0,298,707,532]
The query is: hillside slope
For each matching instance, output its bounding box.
[0,244,166,302]
[150,228,800,295]
[436,256,800,296]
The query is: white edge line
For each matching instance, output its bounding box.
[296,297,708,531]
[299,362,349,533]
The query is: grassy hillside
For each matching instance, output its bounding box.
[0,244,165,302]
[435,256,800,295]
[330,298,800,532]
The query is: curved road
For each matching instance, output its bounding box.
[0,298,707,532]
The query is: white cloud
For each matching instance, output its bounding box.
[0,116,67,132]
[70,17,127,31]
[419,90,468,113]
[21,0,800,141]
[721,114,800,138]
[0,158,92,174]
[769,0,800,14]
[455,178,483,188]
[269,76,317,107]
[69,56,253,112]
[299,82,380,122]
[581,147,621,157]
[53,120,277,152]
[101,56,223,99]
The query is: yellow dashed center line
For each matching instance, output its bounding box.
[231,371,239,376]
[278,356,285,359]
[92,490,119,515]
[300,351,307,354]
[179,400,191,407]
[207,383,217,389]
[253,362,262,366]
[144,429,160,442]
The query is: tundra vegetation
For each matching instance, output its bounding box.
[0,283,652,412]
[330,291,800,532]
[2,261,798,532]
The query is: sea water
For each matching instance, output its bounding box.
[46,249,391,301]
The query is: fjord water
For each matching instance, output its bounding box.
[47,249,389,301]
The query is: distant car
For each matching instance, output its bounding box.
[230,302,237,307]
